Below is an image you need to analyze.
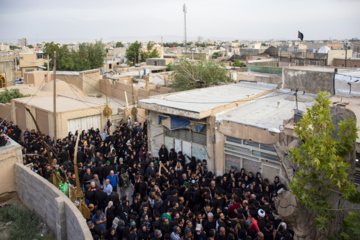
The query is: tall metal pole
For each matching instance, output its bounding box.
[344,42,348,68]
[47,54,50,82]
[53,51,57,141]
[183,4,187,56]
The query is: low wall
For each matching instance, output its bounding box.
[0,102,12,122]
[237,72,282,86]
[283,68,335,94]
[0,139,22,203]
[15,163,92,240]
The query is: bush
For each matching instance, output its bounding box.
[96,93,103,98]
[0,88,30,103]
[0,203,55,240]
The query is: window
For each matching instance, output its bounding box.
[109,64,112,69]
[36,54,43,60]
[165,126,207,146]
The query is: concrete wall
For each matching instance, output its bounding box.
[0,60,15,86]
[283,68,335,94]
[81,70,101,95]
[56,74,83,91]
[98,78,171,103]
[332,58,360,68]
[24,71,49,86]
[237,72,282,86]
[0,139,22,204]
[15,163,92,240]
[36,108,50,136]
[328,50,353,66]
[0,103,12,122]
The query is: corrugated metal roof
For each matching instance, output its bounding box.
[139,82,277,113]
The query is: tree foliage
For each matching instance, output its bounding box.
[212,52,220,59]
[233,60,245,67]
[169,60,231,92]
[0,89,30,103]
[43,41,106,71]
[141,42,160,62]
[10,45,20,50]
[115,42,124,48]
[290,91,360,238]
[125,41,142,65]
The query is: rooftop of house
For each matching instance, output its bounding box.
[138,82,277,119]
[13,95,103,113]
[215,89,316,132]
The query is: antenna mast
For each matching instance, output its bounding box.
[183,4,187,55]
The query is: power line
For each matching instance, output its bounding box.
[0,78,47,126]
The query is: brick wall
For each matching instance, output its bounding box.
[15,163,92,240]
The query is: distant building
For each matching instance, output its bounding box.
[19,50,47,77]
[18,38,27,47]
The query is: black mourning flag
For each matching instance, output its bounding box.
[298,31,304,41]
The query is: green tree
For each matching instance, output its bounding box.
[212,52,220,59]
[43,42,60,69]
[9,45,20,50]
[115,42,124,48]
[141,42,160,61]
[233,60,245,67]
[0,89,30,103]
[290,91,360,238]
[57,45,74,71]
[43,41,106,71]
[125,41,142,65]
[166,63,174,71]
[169,60,231,91]
[27,45,34,48]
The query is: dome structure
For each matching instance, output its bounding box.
[318,46,330,54]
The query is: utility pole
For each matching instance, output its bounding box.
[145,74,149,98]
[183,4,187,56]
[47,55,50,82]
[53,51,57,141]
[344,42,348,67]
[295,88,298,110]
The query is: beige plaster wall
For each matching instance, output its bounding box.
[0,139,22,203]
[24,71,49,86]
[0,103,12,122]
[81,70,101,95]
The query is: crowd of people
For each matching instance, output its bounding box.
[0,117,293,240]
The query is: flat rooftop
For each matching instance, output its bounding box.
[13,95,103,113]
[138,82,277,119]
[215,90,316,132]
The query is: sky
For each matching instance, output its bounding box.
[0,0,359,44]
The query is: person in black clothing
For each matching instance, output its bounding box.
[6,118,292,240]
[96,185,109,211]
[158,144,168,162]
